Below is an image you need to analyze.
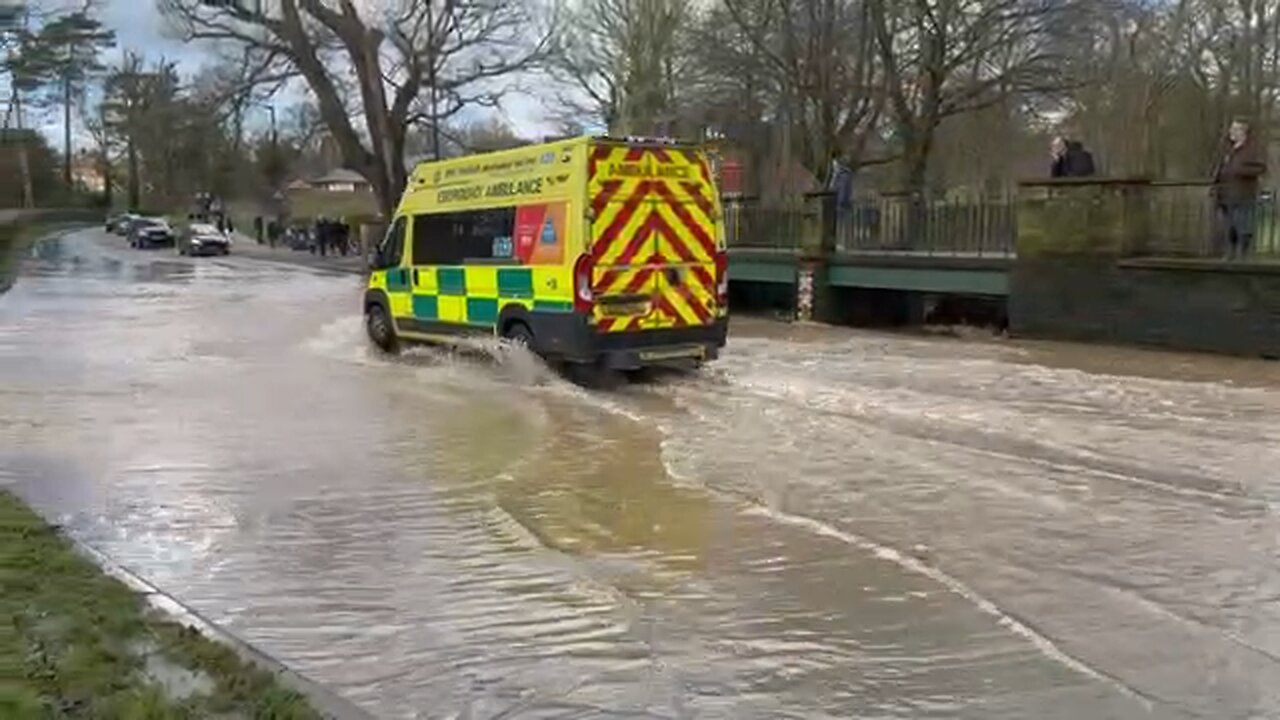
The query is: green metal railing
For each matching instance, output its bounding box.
[723,195,1016,257]
[725,188,1280,261]
[1145,184,1280,258]
[836,197,1015,257]
[722,198,807,250]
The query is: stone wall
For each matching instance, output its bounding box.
[1010,179,1280,358]
[1012,258,1280,357]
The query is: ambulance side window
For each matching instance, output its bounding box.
[412,209,515,265]
[412,214,449,265]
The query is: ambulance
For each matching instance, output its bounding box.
[363,135,729,373]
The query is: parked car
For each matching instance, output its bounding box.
[107,213,138,235]
[129,218,176,249]
[283,225,313,251]
[177,222,231,256]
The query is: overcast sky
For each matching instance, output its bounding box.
[100,0,205,70]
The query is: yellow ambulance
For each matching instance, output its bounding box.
[363,135,729,372]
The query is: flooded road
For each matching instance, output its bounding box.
[3,228,1280,719]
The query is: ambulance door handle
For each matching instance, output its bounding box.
[413,269,419,286]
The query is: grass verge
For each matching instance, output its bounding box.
[0,490,321,719]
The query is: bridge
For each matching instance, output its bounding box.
[725,179,1280,357]
[727,194,1014,301]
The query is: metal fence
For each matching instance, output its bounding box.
[722,198,807,251]
[724,190,1280,260]
[722,195,1016,257]
[1145,185,1280,258]
[836,197,1015,257]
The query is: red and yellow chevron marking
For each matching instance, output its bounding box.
[587,142,722,333]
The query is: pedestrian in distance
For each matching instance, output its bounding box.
[313,217,328,257]
[336,218,350,257]
[1050,136,1097,178]
[1212,118,1267,260]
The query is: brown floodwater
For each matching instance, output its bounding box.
[2,228,1279,719]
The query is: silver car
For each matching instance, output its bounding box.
[177,223,231,256]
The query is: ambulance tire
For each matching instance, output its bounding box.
[501,321,535,350]
[365,302,399,354]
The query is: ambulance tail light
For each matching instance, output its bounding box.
[573,253,595,313]
[714,251,729,306]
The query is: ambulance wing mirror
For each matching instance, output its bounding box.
[372,217,406,270]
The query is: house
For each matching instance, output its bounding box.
[284,168,380,222]
[308,168,370,193]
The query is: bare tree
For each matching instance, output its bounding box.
[162,0,556,217]
[714,0,886,179]
[1055,0,1280,180]
[867,0,1088,193]
[443,117,529,154]
[101,52,152,209]
[80,97,113,206]
[552,0,693,135]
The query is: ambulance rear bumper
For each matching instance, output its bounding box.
[529,313,728,370]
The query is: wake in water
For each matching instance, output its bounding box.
[301,312,720,395]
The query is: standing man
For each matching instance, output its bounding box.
[1050,137,1097,178]
[311,217,323,256]
[1213,118,1267,260]
[336,218,350,257]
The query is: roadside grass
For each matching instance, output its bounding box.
[0,490,321,719]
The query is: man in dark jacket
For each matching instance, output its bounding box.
[1050,137,1097,178]
[1213,119,1267,259]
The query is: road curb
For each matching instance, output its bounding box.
[70,539,376,720]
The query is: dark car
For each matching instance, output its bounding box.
[105,213,122,233]
[283,225,314,251]
[107,213,138,235]
[177,222,231,256]
[129,218,176,249]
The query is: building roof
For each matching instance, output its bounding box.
[310,168,368,186]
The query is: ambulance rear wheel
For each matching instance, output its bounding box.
[501,321,534,350]
[366,303,399,354]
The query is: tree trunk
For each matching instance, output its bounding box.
[17,142,34,208]
[905,150,928,195]
[63,73,73,192]
[15,93,34,209]
[126,138,139,210]
[100,147,113,208]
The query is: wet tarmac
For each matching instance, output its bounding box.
[3,228,1280,719]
